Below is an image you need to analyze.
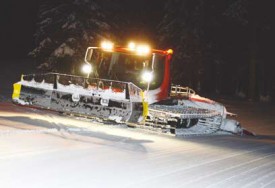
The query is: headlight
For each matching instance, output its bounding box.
[128,42,136,51]
[101,41,114,51]
[141,71,153,82]
[82,64,92,74]
[136,45,150,55]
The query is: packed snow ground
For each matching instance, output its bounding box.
[0,101,275,188]
[1,59,275,187]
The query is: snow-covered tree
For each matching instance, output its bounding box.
[159,0,222,92]
[30,0,112,74]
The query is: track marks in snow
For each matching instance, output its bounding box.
[124,144,275,188]
[184,151,275,188]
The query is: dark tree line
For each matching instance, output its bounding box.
[31,0,274,101]
[159,0,274,101]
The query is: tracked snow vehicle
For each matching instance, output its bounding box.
[12,42,252,136]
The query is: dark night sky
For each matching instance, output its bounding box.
[114,0,165,44]
[1,0,39,59]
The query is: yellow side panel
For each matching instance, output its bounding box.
[12,83,22,99]
[140,91,149,118]
[142,101,149,118]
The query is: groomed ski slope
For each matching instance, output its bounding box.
[1,101,275,188]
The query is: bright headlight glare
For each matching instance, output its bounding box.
[136,45,150,55]
[128,42,136,51]
[142,71,153,82]
[82,64,92,74]
[101,41,114,51]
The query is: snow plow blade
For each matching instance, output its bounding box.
[12,73,144,123]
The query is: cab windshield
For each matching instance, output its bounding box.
[87,49,166,90]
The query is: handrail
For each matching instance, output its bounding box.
[170,85,196,97]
